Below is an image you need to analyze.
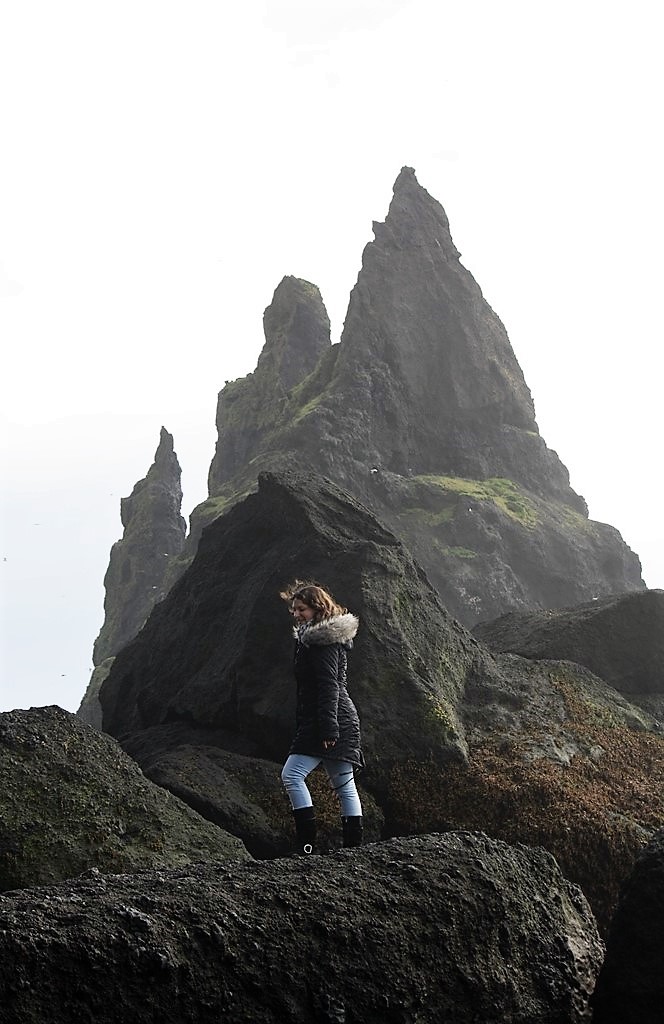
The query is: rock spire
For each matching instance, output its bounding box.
[77,428,186,727]
[196,168,643,624]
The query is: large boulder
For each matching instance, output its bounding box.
[591,828,664,1024]
[0,706,249,892]
[393,653,663,933]
[101,470,476,770]
[0,832,603,1024]
[473,590,664,718]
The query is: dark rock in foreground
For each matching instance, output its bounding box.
[473,590,664,719]
[0,832,603,1024]
[591,827,664,1024]
[0,707,249,892]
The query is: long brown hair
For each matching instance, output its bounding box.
[279,579,347,623]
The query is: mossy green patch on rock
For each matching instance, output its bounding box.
[413,475,539,528]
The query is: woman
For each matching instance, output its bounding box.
[279,580,364,854]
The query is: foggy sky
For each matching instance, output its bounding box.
[2,0,663,713]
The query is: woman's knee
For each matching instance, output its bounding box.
[281,761,297,789]
[281,754,314,790]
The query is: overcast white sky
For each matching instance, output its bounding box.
[2,0,662,714]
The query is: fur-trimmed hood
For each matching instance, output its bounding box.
[294,612,359,647]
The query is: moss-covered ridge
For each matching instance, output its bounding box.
[410,474,539,528]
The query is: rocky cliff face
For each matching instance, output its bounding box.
[100,470,664,932]
[199,168,643,624]
[78,428,187,727]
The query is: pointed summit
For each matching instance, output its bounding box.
[94,427,186,665]
[336,165,541,475]
[194,168,643,625]
[79,428,187,727]
[370,166,460,261]
[208,276,331,491]
[257,276,330,390]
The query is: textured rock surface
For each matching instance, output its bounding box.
[591,828,664,1024]
[102,470,475,768]
[77,428,187,726]
[100,471,664,931]
[207,275,331,496]
[473,589,664,718]
[198,167,643,625]
[142,744,384,858]
[0,706,249,892]
[76,657,114,730]
[0,832,603,1024]
[93,426,186,665]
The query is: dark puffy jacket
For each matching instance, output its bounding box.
[289,613,364,769]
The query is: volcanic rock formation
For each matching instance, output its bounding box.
[207,275,331,492]
[473,589,664,719]
[197,167,643,624]
[0,706,249,892]
[101,470,473,767]
[100,470,664,931]
[0,832,603,1024]
[592,827,664,1024]
[78,427,187,727]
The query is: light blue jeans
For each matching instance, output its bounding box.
[281,754,363,817]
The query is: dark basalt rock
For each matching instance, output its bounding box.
[0,832,603,1024]
[473,590,664,718]
[142,744,384,858]
[0,707,250,892]
[100,470,664,931]
[78,428,187,728]
[94,427,186,666]
[197,167,643,625]
[591,827,664,1024]
[209,275,330,483]
[101,470,475,768]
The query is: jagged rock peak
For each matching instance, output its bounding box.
[207,276,331,489]
[371,165,461,260]
[256,275,330,391]
[188,168,644,627]
[121,426,182,528]
[90,427,187,669]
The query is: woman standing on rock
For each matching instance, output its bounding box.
[280,581,364,854]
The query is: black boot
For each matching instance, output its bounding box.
[292,806,316,855]
[342,815,363,848]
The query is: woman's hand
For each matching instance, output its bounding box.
[323,738,337,750]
